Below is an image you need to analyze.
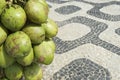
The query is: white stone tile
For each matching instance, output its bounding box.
[100,4,120,15]
[57,23,91,40]
[99,22,120,47]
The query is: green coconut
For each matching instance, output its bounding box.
[0,24,7,46]
[5,31,32,58]
[42,18,58,38]
[0,0,6,15]
[0,45,15,68]
[33,38,56,65]
[22,24,45,44]
[24,0,48,24]
[1,4,26,32]
[4,63,23,80]
[38,0,49,11]
[16,48,34,66]
[24,63,42,80]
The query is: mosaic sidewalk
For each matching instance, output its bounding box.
[42,0,120,80]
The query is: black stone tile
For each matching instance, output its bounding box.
[55,5,81,15]
[52,58,111,80]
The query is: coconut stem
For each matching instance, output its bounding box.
[6,0,13,8]
[13,0,27,7]
[6,0,13,3]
